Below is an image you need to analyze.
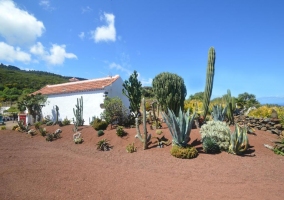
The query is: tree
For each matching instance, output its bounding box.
[152,72,187,115]
[141,86,155,98]
[101,97,129,128]
[188,92,204,101]
[17,93,47,123]
[122,70,142,116]
[236,92,260,108]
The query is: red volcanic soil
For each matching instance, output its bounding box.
[0,122,283,200]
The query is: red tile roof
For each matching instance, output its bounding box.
[33,75,119,95]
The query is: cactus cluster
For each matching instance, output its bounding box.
[170,145,198,159]
[162,108,196,147]
[73,96,84,127]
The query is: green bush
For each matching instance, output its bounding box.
[34,121,42,130]
[1,126,6,130]
[116,126,125,137]
[62,117,71,126]
[92,117,108,131]
[97,130,104,137]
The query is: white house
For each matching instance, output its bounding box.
[32,75,130,125]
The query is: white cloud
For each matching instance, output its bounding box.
[39,0,55,11]
[30,42,77,65]
[109,62,131,75]
[78,32,85,40]
[91,13,116,43]
[81,6,92,14]
[0,0,45,45]
[0,42,31,62]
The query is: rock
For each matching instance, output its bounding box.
[274,124,282,129]
[261,127,267,131]
[271,129,280,135]
[271,109,278,119]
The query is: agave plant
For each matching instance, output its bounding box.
[162,108,196,147]
[212,104,228,121]
[229,124,249,155]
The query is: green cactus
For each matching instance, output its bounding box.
[229,124,249,155]
[135,98,151,150]
[202,136,220,154]
[224,89,234,125]
[52,105,59,125]
[73,96,84,127]
[202,47,215,121]
[212,104,228,121]
[162,108,196,147]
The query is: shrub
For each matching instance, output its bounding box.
[46,133,54,142]
[96,139,111,151]
[39,127,47,137]
[116,126,125,137]
[248,106,284,126]
[46,121,53,126]
[62,117,71,126]
[97,130,104,137]
[92,117,108,131]
[1,126,6,130]
[170,145,198,159]
[74,137,84,144]
[12,125,19,130]
[34,121,42,130]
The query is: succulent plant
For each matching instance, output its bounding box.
[229,124,249,155]
[212,104,228,121]
[162,107,196,147]
[116,126,125,137]
[202,136,220,154]
[126,143,137,153]
[200,121,231,151]
[97,130,104,137]
[170,145,198,159]
[96,139,111,151]
[74,137,84,144]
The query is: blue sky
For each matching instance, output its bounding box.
[0,0,283,105]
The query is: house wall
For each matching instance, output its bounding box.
[41,77,130,125]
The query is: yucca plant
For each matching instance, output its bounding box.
[212,104,228,121]
[228,124,249,155]
[162,107,196,147]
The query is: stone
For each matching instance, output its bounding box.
[261,127,267,131]
[271,109,278,119]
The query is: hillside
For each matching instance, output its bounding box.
[0,63,86,103]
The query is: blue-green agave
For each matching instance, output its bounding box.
[162,108,196,147]
[212,104,228,121]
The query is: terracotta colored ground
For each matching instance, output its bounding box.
[0,121,283,200]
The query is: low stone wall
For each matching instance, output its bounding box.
[234,115,283,135]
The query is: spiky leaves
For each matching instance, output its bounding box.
[202,137,220,154]
[152,72,187,115]
[162,108,196,147]
[212,104,228,121]
[202,47,215,120]
[122,70,142,116]
[229,124,249,155]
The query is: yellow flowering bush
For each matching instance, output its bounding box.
[248,106,284,126]
[184,99,203,114]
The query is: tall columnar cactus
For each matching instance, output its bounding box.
[202,47,215,121]
[135,98,151,150]
[224,89,234,125]
[162,107,196,147]
[73,96,84,126]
